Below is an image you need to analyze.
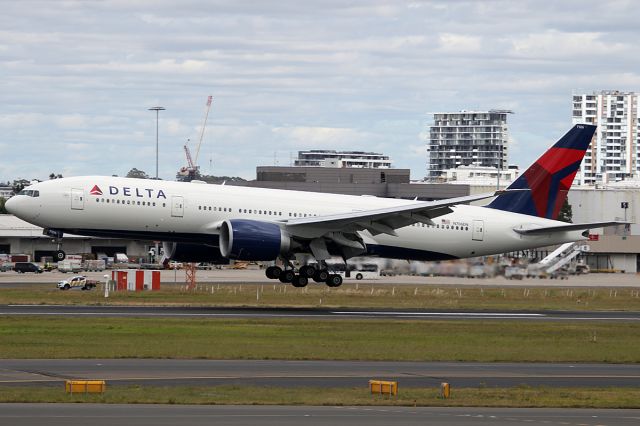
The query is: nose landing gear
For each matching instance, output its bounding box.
[44,228,66,261]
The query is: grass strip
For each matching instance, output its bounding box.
[1,283,639,311]
[1,385,639,408]
[1,316,638,362]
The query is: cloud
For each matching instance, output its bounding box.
[271,126,372,149]
[1,0,640,182]
[437,33,482,53]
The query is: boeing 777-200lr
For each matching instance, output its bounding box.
[5,124,624,287]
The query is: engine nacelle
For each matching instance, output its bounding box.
[161,242,227,263]
[219,219,291,261]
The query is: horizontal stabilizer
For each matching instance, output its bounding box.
[514,221,629,235]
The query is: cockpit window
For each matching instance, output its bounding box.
[17,190,39,197]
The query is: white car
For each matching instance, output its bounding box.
[57,275,98,290]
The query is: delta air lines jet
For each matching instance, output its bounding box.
[6,124,622,287]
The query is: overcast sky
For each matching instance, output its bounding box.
[2,0,639,182]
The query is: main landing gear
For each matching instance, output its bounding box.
[265,263,343,288]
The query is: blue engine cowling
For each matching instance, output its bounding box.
[219,219,291,261]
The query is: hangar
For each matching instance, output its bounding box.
[0,214,149,261]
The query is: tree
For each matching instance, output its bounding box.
[49,173,63,180]
[126,168,150,179]
[11,179,31,193]
[558,199,573,223]
[0,197,7,214]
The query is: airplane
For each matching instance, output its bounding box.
[6,124,624,287]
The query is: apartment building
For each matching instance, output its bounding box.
[427,110,512,179]
[293,150,392,169]
[572,90,639,185]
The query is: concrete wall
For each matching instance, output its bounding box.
[569,188,639,234]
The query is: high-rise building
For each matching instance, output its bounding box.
[572,90,639,185]
[293,150,391,168]
[427,110,512,179]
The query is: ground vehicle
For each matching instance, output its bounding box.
[332,263,380,280]
[57,275,99,290]
[14,262,43,273]
[57,259,83,273]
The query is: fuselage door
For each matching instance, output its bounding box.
[71,188,84,210]
[171,196,184,218]
[472,220,484,241]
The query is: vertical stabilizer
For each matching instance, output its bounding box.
[487,124,596,219]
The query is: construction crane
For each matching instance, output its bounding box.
[178,95,213,181]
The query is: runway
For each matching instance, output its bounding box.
[2,359,639,388]
[1,404,639,426]
[1,304,639,321]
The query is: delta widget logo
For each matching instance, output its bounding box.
[90,185,103,196]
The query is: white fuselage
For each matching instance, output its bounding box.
[7,176,585,260]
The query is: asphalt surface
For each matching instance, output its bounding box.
[2,359,639,388]
[1,404,638,426]
[1,268,639,287]
[1,304,639,322]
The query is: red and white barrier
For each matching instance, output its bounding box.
[111,269,160,291]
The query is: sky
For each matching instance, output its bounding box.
[2,0,640,182]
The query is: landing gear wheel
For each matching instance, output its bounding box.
[312,269,330,283]
[299,265,316,278]
[278,270,295,283]
[265,266,282,279]
[355,273,363,280]
[55,250,66,262]
[292,275,309,288]
[326,274,343,287]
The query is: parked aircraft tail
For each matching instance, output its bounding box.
[487,124,596,220]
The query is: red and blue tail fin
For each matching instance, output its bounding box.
[487,124,596,220]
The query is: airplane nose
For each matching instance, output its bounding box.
[4,197,17,215]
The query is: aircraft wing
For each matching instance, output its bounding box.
[283,191,506,236]
[514,221,629,236]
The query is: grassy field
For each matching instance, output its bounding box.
[1,385,639,408]
[1,316,638,362]
[1,283,640,311]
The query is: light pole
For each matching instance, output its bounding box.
[148,106,165,179]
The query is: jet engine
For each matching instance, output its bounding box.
[219,219,292,261]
